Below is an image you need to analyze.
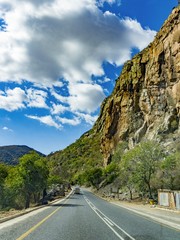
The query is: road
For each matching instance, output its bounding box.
[0,189,179,240]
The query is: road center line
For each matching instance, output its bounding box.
[104,217,114,226]
[84,196,136,240]
[16,193,72,240]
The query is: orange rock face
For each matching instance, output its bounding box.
[95,6,180,166]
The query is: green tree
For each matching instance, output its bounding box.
[0,163,9,209]
[5,152,49,209]
[161,151,180,189]
[86,168,103,188]
[120,141,164,198]
[120,149,138,200]
[111,142,128,163]
[19,152,49,208]
[103,162,119,185]
[4,166,24,209]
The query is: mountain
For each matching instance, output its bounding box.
[48,6,180,178]
[98,6,180,166]
[0,145,45,165]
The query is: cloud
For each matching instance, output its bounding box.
[0,0,156,129]
[26,114,62,129]
[56,116,81,126]
[2,126,13,132]
[0,87,26,111]
[51,83,105,113]
[0,0,156,86]
[50,103,69,115]
[97,0,121,7]
[75,112,98,125]
[26,88,49,108]
[68,83,105,113]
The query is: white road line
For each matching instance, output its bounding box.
[84,196,136,240]
[104,217,114,227]
[0,190,74,230]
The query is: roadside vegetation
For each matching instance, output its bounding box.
[0,151,62,210]
[68,140,180,201]
[0,139,179,211]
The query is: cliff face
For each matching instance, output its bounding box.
[95,6,180,166]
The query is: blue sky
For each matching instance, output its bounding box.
[0,0,177,154]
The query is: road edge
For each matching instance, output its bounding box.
[0,190,73,224]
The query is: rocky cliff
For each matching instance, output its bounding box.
[95,6,180,166]
[49,6,180,173]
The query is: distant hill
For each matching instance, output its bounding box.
[0,145,45,165]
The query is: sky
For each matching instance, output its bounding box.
[0,0,178,155]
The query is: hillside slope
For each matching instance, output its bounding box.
[0,145,45,165]
[47,129,103,182]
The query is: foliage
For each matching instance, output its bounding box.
[0,163,9,208]
[102,162,119,185]
[85,168,103,188]
[2,151,49,209]
[119,141,164,198]
[160,151,180,190]
[111,142,128,163]
[47,130,103,184]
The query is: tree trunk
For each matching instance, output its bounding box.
[25,193,31,209]
[129,189,133,200]
[147,182,152,199]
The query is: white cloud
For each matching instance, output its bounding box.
[0,0,156,86]
[0,0,156,127]
[56,116,81,126]
[2,126,13,132]
[51,83,105,113]
[26,88,49,108]
[75,112,98,125]
[97,0,121,6]
[68,83,105,113]
[26,114,62,129]
[0,87,26,111]
[50,103,69,115]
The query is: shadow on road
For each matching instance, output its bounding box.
[51,203,84,207]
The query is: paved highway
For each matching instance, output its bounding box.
[0,189,179,240]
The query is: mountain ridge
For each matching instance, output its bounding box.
[0,145,45,165]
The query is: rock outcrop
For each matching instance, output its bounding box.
[95,6,180,166]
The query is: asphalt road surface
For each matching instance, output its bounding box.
[0,189,179,240]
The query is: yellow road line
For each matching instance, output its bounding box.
[16,198,69,240]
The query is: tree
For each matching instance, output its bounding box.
[161,151,180,189]
[119,149,139,200]
[86,168,103,188]
[120,141,164,198]
[0,163,9,208]
[111,142,128,163]
[19,152,49,208]
[5,152,49,209]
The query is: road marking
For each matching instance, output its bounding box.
[84,196,136,240]
[16,192,72,240]
[111,202,180,232]
[104,217,114,226]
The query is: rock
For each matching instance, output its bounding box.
[94,6,180,166]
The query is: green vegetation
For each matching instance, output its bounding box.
[103,140,180,200]
[119,141,164,199]
[47,130,103,184]
[0,145,45,165]
[0,136,179,211]
[0,152,49,209]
